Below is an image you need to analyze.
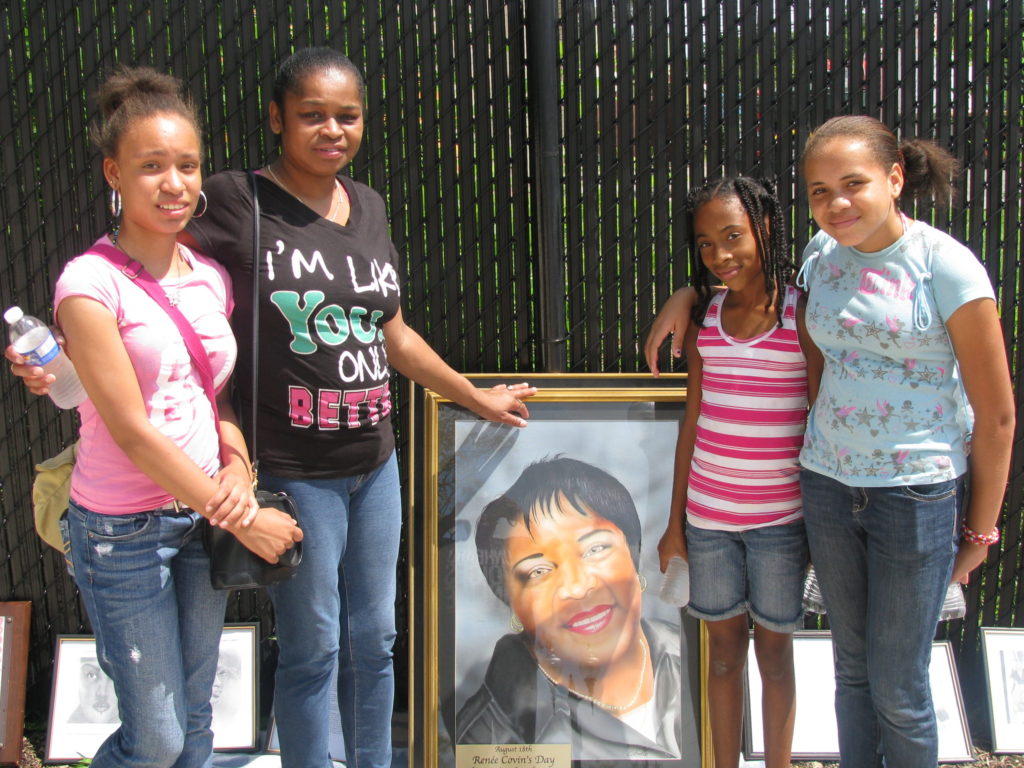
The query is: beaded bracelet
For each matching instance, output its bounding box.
[961,522,1000,546]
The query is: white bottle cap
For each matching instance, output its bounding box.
[4,306,24,324]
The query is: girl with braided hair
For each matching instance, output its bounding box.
[657,176,819,768]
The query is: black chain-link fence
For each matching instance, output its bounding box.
[1,0,1021,739]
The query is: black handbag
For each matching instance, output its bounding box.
[201,171,304,589]
[203,489,302,589]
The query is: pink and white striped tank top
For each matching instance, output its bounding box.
[686,285,808,530]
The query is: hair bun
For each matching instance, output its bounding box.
[97,65,184,119]
[91,65,199,159]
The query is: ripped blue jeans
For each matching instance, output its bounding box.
[65,499,227,768]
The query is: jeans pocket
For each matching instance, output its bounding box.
[82,511,156,542]
[899,479,958,502]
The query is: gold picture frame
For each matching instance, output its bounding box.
[408,374,709,768]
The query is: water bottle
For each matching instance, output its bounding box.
[801,567,966,620]
[5,306,86,409]
[659,555,690,606]
[939,581,967,621]
[802,565,828,614]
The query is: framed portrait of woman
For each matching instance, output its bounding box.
[408,374,708,768]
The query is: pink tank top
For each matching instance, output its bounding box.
[686,285,808,530]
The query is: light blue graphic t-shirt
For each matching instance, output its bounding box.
[797,220,994,486]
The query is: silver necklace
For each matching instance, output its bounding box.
[536,635,648,712]
[166,249,183,306]
[265,163,341,221]
[111,232,183,305]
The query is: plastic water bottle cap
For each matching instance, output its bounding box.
[4,306,24,324]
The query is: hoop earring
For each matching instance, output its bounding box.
[510,613,524,633]
[108,188,122,219]
[192,190,208,218]
[639,573,648,592]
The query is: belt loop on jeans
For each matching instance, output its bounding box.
[149,499,191,515]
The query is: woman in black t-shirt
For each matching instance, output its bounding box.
[182,49,535,768]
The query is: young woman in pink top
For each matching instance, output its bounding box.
[47,67,301,768]
[657,177,821,768]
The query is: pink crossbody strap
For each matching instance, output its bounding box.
[89,243,220,423]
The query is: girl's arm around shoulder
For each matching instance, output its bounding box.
[796,293,822,405]
[945,297,1015,584]
[383,308,536,426]
[644,287,699,376]
[657,324,702,571]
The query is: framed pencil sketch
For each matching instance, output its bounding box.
[409,374,708,768]
[46,626,258,762]
[46,636,120,763]
[743,632,972,761]
[928,641,973,761]
[981,627,1024,751]
[0,602,30,766]
[211,624,259,751]
[743,631,837,759]
[267,657,347,761]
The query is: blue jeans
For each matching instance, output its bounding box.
[263,452,401,768]
[66,500,227,768]
[800,469,962,768]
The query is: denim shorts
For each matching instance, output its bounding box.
[685,518,810,633]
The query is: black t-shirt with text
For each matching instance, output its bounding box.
[188,170,401,478]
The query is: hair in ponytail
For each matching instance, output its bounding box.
[802,115,959,208]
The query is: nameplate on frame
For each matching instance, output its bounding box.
[456,743,571,768]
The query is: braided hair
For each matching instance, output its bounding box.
[686,176,793,328]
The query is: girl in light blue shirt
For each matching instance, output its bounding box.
[645,115,1013,768]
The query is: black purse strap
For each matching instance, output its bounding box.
[247,171,262,474]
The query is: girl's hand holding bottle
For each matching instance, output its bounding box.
[657,523,688,572]
[5,340,88,401]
